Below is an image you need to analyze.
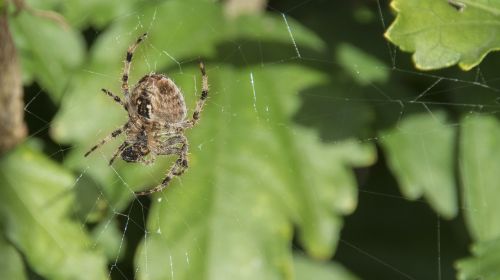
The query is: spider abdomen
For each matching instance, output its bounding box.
[129,74,187,123]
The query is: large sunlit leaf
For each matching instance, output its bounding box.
[52,0,226,142]
[51,0,328,209]
[385,0,500,70]
[0,145,108,280]
[380,112,457,218]
[50,0,228,209]
[134,64,375,280]
[48,1,373,279]
[456,238,500,280]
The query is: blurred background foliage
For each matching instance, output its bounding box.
[1,0,500,279]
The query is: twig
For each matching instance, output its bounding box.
[0,7,27,154]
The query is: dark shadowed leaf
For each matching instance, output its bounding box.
[336,43,389,85]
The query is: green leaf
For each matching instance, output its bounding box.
[294,254,360,280]
[380,112,458,218]
[10,11,85,101]
[0,145,108,280]
[51,0,328,209]
[460,115,500,241]
[336,43,389,85]
[52,0,226,145]
[48,2,375,279]
[456,238,500,280]
[89,0,226,76]
[50,0,228,210]
[385,0,500,70]
[455,115,500,279]
[134,64,375,280]
[0,235,27,280]
[228,13,325,54]
[60,0,136,29]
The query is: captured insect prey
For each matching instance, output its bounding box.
[84,33,209,195]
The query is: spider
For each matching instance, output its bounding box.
[84,33,208,196]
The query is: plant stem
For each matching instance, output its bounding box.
[0,8,27,154]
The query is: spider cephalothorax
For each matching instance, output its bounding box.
[84,33,209,195]
[120,138,149,163]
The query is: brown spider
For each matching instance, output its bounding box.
[84,33,208,196]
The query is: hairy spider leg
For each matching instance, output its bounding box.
[101,88,127,110]
[136,155,157,166]
[109,141,128,165]
[112,133,183,165]
[84,123,128,157]
[186,61,209,127]
[154,136,186,158]
[134,135,189,195]
[122,33,148,97]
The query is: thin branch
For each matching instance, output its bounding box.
[0,7,27,154]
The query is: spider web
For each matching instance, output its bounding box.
[18,0,499,279]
